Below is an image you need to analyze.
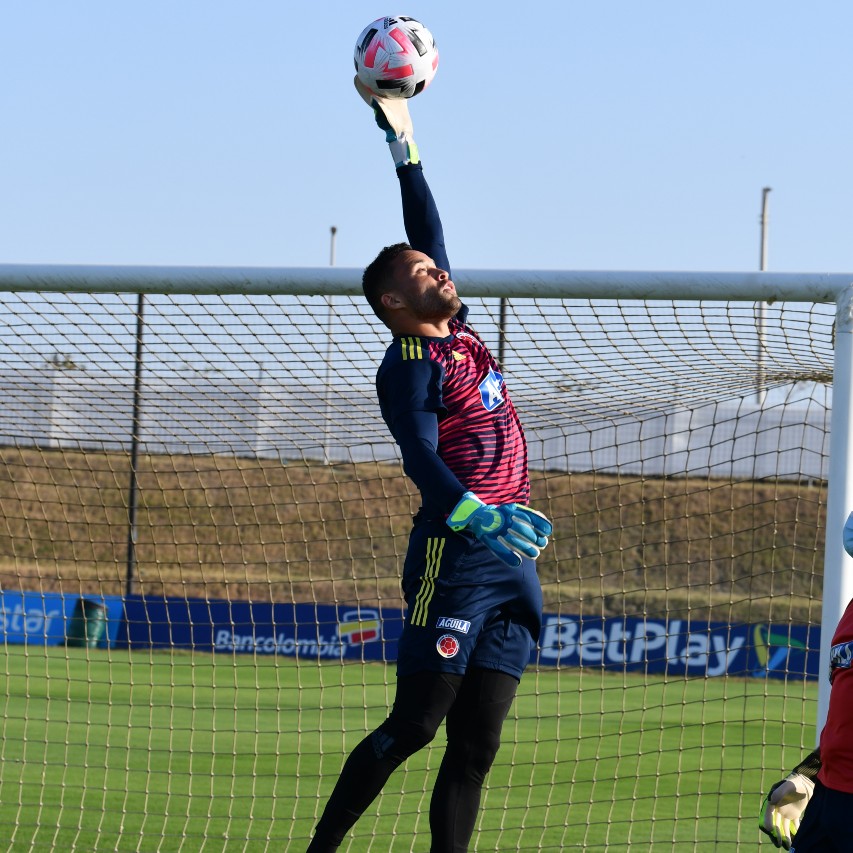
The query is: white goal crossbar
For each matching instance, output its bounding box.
[2,261,851,737]
[0,262,848,301]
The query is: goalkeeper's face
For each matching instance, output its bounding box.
[389,250,461,323]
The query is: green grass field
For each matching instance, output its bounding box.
[0,645,817,851]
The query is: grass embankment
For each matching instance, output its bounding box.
[0,445,825,623]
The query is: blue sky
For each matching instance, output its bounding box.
[1,1,851,275]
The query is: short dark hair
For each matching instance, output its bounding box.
[362,242,411,321]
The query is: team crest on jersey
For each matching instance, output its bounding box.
[436,634,460,658]
[479,369,504,411]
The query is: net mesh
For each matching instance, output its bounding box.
[0,290,832,850]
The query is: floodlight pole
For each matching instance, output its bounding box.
[322,227,337,465]
[498,298,508,369]
[125,293,145,597]
[756,187,771,406]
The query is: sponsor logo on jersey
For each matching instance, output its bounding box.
[479,369,504,411]
[452,351,466,361]
[436,616,471,634]
[436,633,460,658]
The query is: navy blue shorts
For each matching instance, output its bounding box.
[791,779,853,852]
[395,518,543,680]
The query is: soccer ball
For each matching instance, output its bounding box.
[354,16,439,99]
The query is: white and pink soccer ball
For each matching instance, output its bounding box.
[354,16,439,99]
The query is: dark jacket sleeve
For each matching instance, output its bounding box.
[390,410,467,515]
[396,163,451,278]
[377,356,467,516]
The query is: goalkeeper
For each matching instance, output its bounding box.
[306,84,552,852]
[759,511,853,851]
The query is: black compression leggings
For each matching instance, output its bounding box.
[306,667,519,853]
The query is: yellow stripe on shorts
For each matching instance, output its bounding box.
[410,537,445,627]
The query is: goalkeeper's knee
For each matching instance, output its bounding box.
[371,670,463,763]
[372,709,444,762]
[446,726,502,785]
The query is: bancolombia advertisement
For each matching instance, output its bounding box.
[0,592,818,680]
[113,596,820,681]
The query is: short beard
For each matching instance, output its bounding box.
[409,289,461,323]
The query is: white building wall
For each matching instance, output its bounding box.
[0,369,831,480]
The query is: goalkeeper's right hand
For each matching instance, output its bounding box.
[446,491,552,569]
[758,773,815,849]
[354,76,419,167]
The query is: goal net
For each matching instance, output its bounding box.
[0,269,837,850]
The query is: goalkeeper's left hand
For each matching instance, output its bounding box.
[447,491,552,568]
[758,773,814,849]
[354,76,419,167]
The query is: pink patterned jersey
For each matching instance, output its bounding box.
[377,314,530,516]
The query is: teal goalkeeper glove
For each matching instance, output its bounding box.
[758,773,814,850]
[447,491,552,568]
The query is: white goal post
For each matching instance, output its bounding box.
[0,261,850,850]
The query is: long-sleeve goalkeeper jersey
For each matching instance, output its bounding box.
[375,163,529,520]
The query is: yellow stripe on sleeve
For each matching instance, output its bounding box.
[401,337,423,360]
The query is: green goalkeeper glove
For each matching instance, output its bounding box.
[447,491,552,569]
[759,772,815,849]
[354,76,419,167]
